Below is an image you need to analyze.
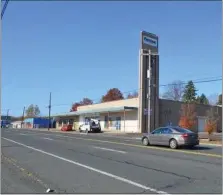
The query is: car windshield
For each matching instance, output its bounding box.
[172,127,193,134]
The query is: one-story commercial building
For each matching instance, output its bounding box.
[52,98,222,133]
[22,117,54,129]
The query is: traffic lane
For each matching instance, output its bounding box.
[11,127,222,147]
[3,129,222,162]
[2,136,186,193]
[3,129,222,161]
[10,128,222,155]
[1,139,144,194]
[65,132,223,155]
[2,131,222,194]
[1,155,47,193]
[3,131,222,194]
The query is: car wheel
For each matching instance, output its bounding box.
[169,139,178,149]
[142,137,149,146]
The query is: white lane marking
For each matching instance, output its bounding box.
[93,146,127,154]
[43,138,53,141]
[19,133,28,136]
[80,133,88,135]
[2,137,169,195]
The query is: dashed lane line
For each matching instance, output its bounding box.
[93,146,127,154]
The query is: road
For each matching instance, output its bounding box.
[1,128,222,194]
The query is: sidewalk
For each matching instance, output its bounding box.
[199,139,222,146]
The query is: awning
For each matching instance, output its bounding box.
[51,106,138,117]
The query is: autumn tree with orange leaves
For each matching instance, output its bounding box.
[179,104,197,130]
[70,98,93,112]
[101,88,124,103]
[205,108,219,136]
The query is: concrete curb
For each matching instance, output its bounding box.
[199,142,222,147]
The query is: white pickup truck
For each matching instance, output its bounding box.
[79,119,101,133]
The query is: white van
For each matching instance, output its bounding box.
[79,119,101,133]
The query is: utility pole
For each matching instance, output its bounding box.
[21,106,25,128]
[5,109,10,127]
[48,92,52,130]
[6,109,9,120]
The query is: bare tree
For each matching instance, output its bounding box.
[162,80,185,101]
[208,93,218,105]
[126,91,138,99]
[25,104,40,117]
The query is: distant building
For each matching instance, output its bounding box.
[23,117,52,129]
[1,115,11,127]
[11,121,22,128]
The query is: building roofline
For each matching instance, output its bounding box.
[77,98,138,109]
[51,106,138,118]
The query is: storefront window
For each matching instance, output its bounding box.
[85,117,90,125]
[104,116,108,128]
[62,120,67,125]
[109,117,116,127]
[58,120,62,127]
[68,119,74,125]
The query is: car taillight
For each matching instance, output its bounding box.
[181,133,188,138]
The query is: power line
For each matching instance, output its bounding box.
[1,0,9,19]
[2,76,221,113]
[51,77,222,108]
[160,78,222,87]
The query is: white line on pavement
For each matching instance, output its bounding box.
[79,133,88,135]
[19,133,28,136]
[43,138,53,141]
[2,137,169,195]
[93,146,127,154]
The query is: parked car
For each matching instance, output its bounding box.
[79,119,101,133]
[141,126,199,149]
[61,124,73,131]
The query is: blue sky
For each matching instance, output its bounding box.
[2,1,222,116]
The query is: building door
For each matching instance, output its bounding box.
[198,117,206,132]
[116,117,121,130]
[104,116,108,129]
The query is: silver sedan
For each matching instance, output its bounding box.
[141,126,199,149]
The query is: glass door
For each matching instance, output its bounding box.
[116,117,121,130]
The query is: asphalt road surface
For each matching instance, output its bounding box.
[1,128,222,194]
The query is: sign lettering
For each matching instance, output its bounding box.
[143,36,158,48]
